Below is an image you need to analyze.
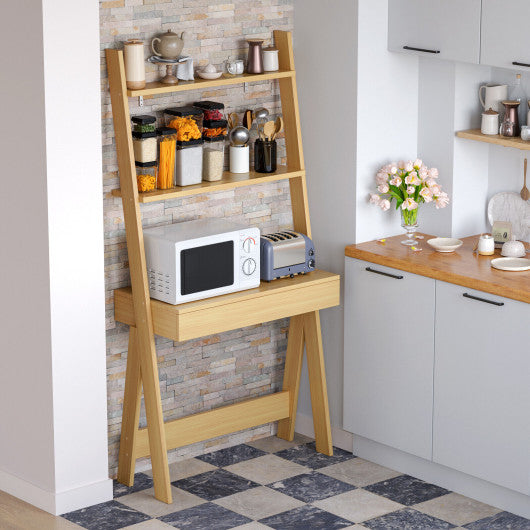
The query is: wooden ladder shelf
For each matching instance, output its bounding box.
[105,31,340,504]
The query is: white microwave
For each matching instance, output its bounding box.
[143,219,260,305]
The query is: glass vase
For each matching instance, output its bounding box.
[401,208,419,246]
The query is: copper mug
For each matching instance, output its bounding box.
[246,39,264,74]
[500,100,520,137]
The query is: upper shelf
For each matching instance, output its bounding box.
[127,70,294,97]
[456,129,530,151]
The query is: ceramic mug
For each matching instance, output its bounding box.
[478,234,495,256]
[479,84,508,113]
[227,59,244,75]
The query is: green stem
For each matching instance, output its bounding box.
[401,208,418,226]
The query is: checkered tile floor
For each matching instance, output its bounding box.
[62,435,530,529]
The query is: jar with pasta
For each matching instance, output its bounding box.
[202,137,225,182]
[156,127,177,189]
[136,163,157,193]
[203,119,228,139]
[164,107,203,143]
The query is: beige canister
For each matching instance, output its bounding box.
[124,39,146,90]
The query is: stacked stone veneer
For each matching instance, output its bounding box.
[100,0,295,476]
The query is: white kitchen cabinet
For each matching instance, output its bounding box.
[343,258,436,460]
[433,281,530,495]
[481,0,530,70]
[388,0,481,64]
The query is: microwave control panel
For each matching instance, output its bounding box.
[239,231,260,285]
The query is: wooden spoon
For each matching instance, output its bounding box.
[228,112,239,130]
[243,109,253,130]
[521,158,530,201]
[272,116,284,140]
[263,121,276,141]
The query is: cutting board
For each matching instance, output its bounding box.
[488,192,530,242]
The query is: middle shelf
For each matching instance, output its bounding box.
[112,165,305,203]
[114,270,340,342]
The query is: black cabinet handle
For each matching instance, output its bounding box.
[463,293,504,307]
[512,61,530,68]
[403,45,440,54]
[365,267,404,280]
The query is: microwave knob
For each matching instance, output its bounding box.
[242,258,256,276]
[242,237,257,253]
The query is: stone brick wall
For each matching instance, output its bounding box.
[100,0,294,476]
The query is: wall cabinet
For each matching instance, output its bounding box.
[388,0,481,64]
[344,258,530,495]
[481,0,530,70]
[343,258,435,460]
[433,282,530,495]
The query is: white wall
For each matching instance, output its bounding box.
[0,0,111,515]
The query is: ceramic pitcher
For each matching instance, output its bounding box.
[479,84,508,113]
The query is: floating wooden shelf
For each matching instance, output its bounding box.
[115,270,340,342]
[456,129,530,151]
[112,166,304,203]
[128,70,294,97]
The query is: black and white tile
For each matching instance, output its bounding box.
[61,437,530,530]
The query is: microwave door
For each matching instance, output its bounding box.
[180,240,235,296]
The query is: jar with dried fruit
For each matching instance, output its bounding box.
[193,101,225,121]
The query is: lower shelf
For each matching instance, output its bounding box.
[114,269,340,342]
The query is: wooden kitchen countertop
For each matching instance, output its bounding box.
[345,234,530,304]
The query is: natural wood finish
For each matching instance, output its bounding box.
[277,315,305,441]
[135,392,290,458]
[456,129,530,151]
[106,49,172,504]
[304,311,333,455]
[128,70,294,97]
[111,166,304,203]
[345,234,530,304]
[117,327,142,486]
[114,270,341,342]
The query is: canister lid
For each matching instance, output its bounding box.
[177,138,204,148]
[156,127,177,136]
[204,119,228,128]
[135,161,157,167]
[204,135,227,142]
[165,106,203,117]
[131,114,156,124]
[193,101,225,110]
[483,108,499,115]
[132,130,157,139]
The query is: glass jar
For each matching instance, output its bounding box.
[176,139,203,186]
[136,163,157,193]
[131,114,156,133]
[132,130,157,164]
[164,106,203,142]
[203,137,225,181]
[203,119,228,139]
[193,101,225,121]
[156,127,177,190]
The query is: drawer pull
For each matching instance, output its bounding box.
[512,61,530,68]
[403,45,440,54]
[365,267,404,280]
[463,293,504,307]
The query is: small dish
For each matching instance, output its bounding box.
[427,237,463,253]
[197,71,223,80]
[491,257,530,271]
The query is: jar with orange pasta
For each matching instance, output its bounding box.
[136,162,157,193]
[164,107,203,142]
[156,127,177,189]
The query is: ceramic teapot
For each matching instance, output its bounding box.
[151,30,187,60]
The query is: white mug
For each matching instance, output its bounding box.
[479,84,508,113]
[227,59,244,75]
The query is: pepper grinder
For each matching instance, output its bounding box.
[246,39,264,74]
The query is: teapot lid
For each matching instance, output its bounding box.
[163,29,178,37]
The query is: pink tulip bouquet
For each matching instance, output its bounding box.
[369,159,449,245]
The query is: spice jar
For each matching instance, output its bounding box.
[203,137,226,182]
[132,114,156,133]
[193,101,225,121]
[164,106,203,142]
[136,162,157,193]
[156,127,177,189]
[132,130,157,165]
[176,138,203,186]
[203,119,228,139]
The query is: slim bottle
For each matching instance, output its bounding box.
[509,73,527,127]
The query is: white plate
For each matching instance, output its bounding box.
[427,237,463,252]
[491,257,530,271]
[197,71,223,80]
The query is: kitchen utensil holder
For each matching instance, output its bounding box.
[254,139,277,173]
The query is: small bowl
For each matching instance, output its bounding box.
[427,237,463,253]
[197,71,223,80]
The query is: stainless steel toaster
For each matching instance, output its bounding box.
[260,231,315,281]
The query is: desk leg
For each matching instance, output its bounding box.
[304,311,333,455]
[117,327,142,486]
[277,315,305,441]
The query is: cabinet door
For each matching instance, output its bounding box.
[482,0,530,70]
[433,282,530,495]
[343,258,436,460]
[388,0,481,64]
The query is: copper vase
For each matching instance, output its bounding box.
[500,100,521,137]
[246,39,264,74]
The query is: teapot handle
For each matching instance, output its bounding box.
[151,37,161,56]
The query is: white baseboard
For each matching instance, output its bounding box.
[295,413,530,520]
[0,468,113,516]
